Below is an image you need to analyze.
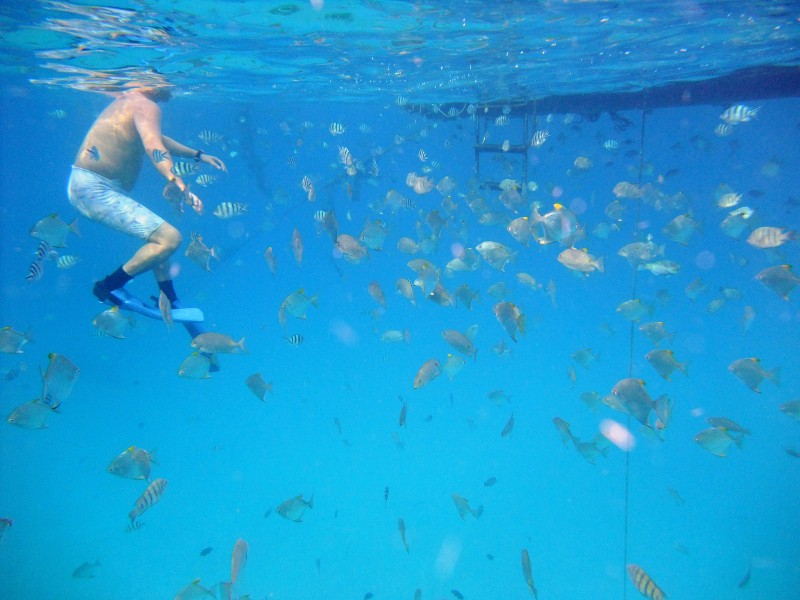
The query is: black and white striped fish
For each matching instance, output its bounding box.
[285,334,304,346]
[338,146,353,167]
[56,255,80,269]
[212,202,248,219]
[328,122,346,136]
[720,104,760,124]
[152,149,169,163]
[531,130,550,147]
[171,161,198,176]
[198,129,224,144]
[195,174,216,186]
[128,478,168,524]
[26,258,44,284]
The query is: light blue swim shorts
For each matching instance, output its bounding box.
[67,166,165,240]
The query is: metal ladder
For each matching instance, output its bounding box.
[473,105,532,191]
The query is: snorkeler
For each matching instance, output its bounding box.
[67,81,227,340]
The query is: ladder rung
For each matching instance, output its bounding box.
[475,144,527,154]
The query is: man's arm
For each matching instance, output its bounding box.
[132,97,202,214]
[163,135,228,173]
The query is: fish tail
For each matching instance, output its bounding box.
[595,255,605,273]
[307,494,314,509]
[769,366,781,386]
[472,505,483,519]
[679,361,689,376]
[69,218,81,237]
[237,337,247,353]
[518,314,527,337]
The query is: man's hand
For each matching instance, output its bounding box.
[163,178,202,215]
[184,190,203,215]
[200,153,228,173]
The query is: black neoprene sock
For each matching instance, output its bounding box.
[93,266,132,301]
[158,279,178,304]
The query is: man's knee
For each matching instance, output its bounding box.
[152,223,182,253]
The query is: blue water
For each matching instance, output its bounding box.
[1,2,800,600]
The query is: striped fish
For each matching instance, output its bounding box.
[418,149,428,162]
[128,478,168,524]
[301,175,313,193]
[285,334,304,346]
[26,258,44,284]
[328,122,346,136]
[720,104,760,124]
[198,129,223,144]
[494,115,509,126]
[152,149,169,163]
[531,130,550,147]
[212,202,248,219]
[171,161,198,176]
[195,174,216,187]
[56,255,80,269]
[34,241,52,260]
[627,564,667,600]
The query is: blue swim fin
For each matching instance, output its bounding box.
[108,288,204,323]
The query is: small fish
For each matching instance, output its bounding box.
[49,109,66,118]
[212,202,247,219]
[263,246,277,276]
[230,538,248,585]
[384,486,389,507]
[558,247,604,275]
[0,327,32,354]
[174,579,215,600]
[177,352,212,379]
[452,493,482,520]
[200,547,213,556]
[500,414,515,438]
[494,301,525,341]
[645,349,688,381]
[198,129,224,144]
[56,255,80,269]
[452,590,465,600]
[531,130,549,147]
[157,291,173,329]
[107,446,157,480]
[413,358,440,389]
[746,226,795,249]
[30,213,80,248]
[291,227,304,268]
[276,494,314,522]
[7,400,51,429]
[398,518,409,552]
[170,161,199,176]
[714,123,734,137]
[695,427,737,457]
[72,559,101,579]
[285,334,304,346]
[483,477,497,487]
[755,264,800,301]
[328,122,346,135]
[185,233,219,271]
[195,174,217,187]
[245,373,272,401]
[521,548,538,598]
[728,357,779,392]
[398,400,407,427]
[720,104,760,124]
[41,353,79,410]
[627,564,666,600]
[93,305,133,338]
[128,478,168,524]
[85,146,100,160]
[191,333,246,354]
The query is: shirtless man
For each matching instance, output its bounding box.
[68,84,226,338]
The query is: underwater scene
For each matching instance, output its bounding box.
[1,1,799,599]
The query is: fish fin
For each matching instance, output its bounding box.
[69,218,81,237]
[237,337,247,353]
[307,494,314,509]
[769,367,781,386]
[149,448,158,465]
[595,256,605,273]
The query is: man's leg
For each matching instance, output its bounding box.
[93,223,181,302]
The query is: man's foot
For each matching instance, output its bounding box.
[94,281,122,305]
